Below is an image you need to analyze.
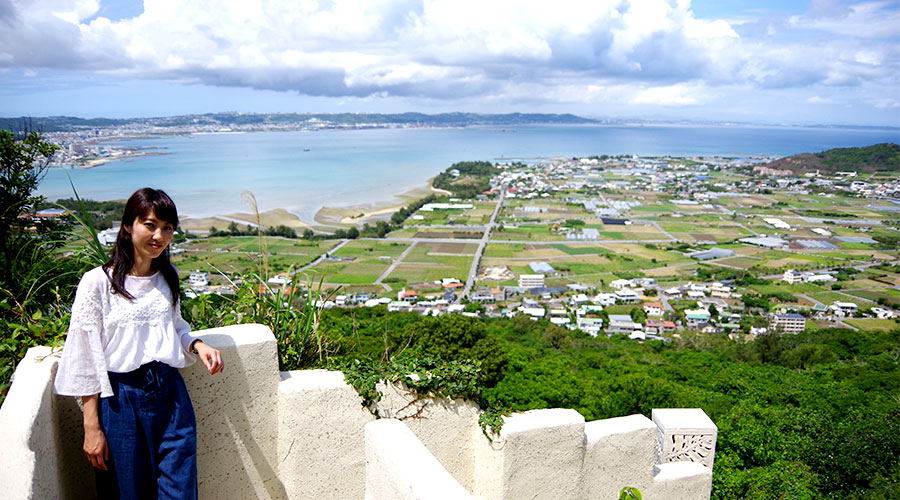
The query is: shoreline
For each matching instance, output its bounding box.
[314,177,446,226]
[181,178,444,233]
[52,150,169,169]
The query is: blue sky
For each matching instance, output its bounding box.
[1,0,898,126]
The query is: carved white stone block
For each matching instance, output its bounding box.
[652,408,717,469]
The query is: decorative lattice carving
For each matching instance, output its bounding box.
[656,429,716,468]
[652,408,718,469]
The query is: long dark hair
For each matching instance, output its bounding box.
[103,188,181,307]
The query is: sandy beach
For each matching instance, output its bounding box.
[181,178,444,232]
[181,208,312,232]
[75,151,168,169]
[314,179,448,226]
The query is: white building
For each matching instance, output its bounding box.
[519,306,546,318]
[610,279,634,290]
[783,270,802,285]
[643,302,663,317]
[97,227,119,246]
[518,274,545,288]
[576,317,604,336]
[615,289,641,304]
[607,314,642,334]
[593,293,617,307]
[871,307,896,319]
[189,270,210,288]
[830,301,858,316]
[763,217,791,230]
[771,313,806,334]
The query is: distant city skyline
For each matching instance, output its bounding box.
[1,0,898,127]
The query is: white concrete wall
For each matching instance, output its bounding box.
[182,324,285,500]
[364,419,474,500]
[473,409,586,500]
[277,369,374,500]
[374,380,482,491]
[0,323,717,500]
[0,346,92,500]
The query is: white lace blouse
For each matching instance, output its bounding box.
[54,266,197,398]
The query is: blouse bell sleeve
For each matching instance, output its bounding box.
[176,300,198,359]
[54,269,113,398]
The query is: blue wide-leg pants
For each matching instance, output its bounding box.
[97,361,198,500]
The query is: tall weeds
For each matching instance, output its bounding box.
[182,190,338,370]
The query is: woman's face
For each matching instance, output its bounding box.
[126,208,175,263]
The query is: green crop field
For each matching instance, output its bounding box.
[843,318,900,331]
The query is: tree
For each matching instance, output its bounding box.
[630,307,647,323]
[0,128,60,306]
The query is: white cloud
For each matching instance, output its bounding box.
[631,83,703,106]
[0,0,896,120]
[804,96,833,104]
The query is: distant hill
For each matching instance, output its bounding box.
[0,112,598,132]
[764,143,900,174]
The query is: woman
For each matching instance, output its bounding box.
[55,188,223,499]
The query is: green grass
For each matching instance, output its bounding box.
[552,244,610,255]
[843,318,900,331]
[324,274,381,285]
[333,241,409,259]
[747,283,827,295]
[660,223,697,232]
[484,243,525,258]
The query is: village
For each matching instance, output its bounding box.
[167,151,900,337]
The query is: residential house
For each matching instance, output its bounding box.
[830,301,858,316]
[593,293,618,307]
[643,302,663,317]
[615,289,641,304]
[607,314,642,334]
[685,309,711,328]
[576,317,604,336]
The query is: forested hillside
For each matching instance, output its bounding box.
[765,142,900,174]
[320,306,900,500]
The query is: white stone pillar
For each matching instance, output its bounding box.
[651,408,717,468]
[278,369,375,500]
[182,323,286,500]
[580,414,657,498]
[473,408,585,500]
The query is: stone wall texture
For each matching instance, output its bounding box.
[0,323,716,500]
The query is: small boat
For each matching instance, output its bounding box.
[304,148,311,152]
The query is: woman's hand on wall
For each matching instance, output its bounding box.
[195,341,225,375]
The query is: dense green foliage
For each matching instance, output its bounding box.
[0,129,85,404]
[49,198,126,230]
[432,161,498,198]
[766,142,900,174]
[316,307,900,500]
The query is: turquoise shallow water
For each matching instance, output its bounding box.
[37,124,900,222]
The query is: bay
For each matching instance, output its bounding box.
[37,124,900,223]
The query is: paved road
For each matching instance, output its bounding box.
[462,184,508,299]
[373,242,418,291]
[297,239,349,273]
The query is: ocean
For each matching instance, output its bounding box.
[37,124,900,222]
